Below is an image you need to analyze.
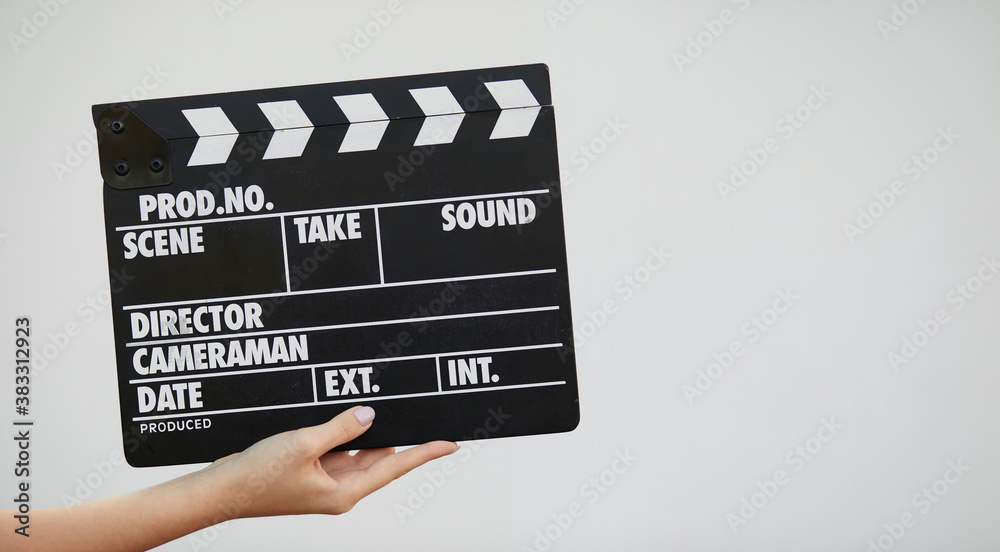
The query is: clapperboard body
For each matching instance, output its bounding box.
[93,64,579,467]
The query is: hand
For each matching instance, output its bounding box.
[1,406,458,552]
[201,405,459,519]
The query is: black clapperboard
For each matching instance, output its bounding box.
[93,64,579,467]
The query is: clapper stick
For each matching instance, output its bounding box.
[94,64,579,467]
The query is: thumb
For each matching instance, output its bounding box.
[297,406,376,456]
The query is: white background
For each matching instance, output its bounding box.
[2,1,999,550]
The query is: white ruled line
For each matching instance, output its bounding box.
[114,188,549,232]
[131,380,567,422]
[374,206,385,285]
[311,366,318,404]
[126,305,559,348]
[122,268,556,311]
[280,215,291,293]
[435,356,442,392]
[127,342,564,385]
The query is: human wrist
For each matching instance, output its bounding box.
[168,461,247,527]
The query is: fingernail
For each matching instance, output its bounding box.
[354,406,375,426]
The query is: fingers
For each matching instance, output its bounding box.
[297,406,458,498]
[351,441,459,498]
[296,406,376,456]
[206,451,239,469]
[350,447,396,469]
[317,447,394,474]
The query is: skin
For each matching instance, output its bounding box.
[0,406,458,551]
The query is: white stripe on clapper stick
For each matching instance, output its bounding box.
[181,107,239,166]
[485,79,542,140]
[258,100,315,159]
[409,86,466,146]
[333,93,390,153]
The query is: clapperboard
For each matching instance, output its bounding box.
[93,64,579,467]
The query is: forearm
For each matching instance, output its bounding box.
[1,407,456,550]
[1,467,233,552]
